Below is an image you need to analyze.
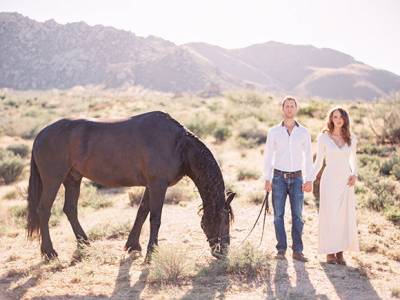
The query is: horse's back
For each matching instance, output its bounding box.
[32,111,188,186]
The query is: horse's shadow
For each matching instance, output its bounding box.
[110,254,149,299]
[181,259,230,300]
[0,260,64,300]
[320,262,382,300]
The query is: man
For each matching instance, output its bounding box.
[263,96,314,262]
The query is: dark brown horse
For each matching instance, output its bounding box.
[27,111,235,260]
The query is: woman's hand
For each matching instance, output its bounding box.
[347,175,357,187]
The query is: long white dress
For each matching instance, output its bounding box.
[313,132,360,254]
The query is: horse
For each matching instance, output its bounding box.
[27,111,235,260]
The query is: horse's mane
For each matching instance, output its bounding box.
[162,113,234,223]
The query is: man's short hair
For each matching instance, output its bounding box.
[281,96,298,108]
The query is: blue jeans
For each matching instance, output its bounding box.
[272,172,304,253]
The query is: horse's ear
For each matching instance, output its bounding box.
[226,192,236,205]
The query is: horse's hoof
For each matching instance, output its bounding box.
[77,237,90,246]
[41,248,58,261]
[125,243,142,253]
[143,254,152,264]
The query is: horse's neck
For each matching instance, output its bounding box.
[186,141,225,215]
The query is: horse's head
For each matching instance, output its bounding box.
[201,191,236,259]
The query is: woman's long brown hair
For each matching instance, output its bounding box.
[323,107,352,146]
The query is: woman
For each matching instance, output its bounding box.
[313,107,359,265]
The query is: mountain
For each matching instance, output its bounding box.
[185,41,400,100]
[1,12,399,100]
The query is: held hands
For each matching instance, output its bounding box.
[264,180,272,192]
[302,181,313,193]
[347,175,357,187]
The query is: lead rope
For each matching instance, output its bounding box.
[238,192,270,247]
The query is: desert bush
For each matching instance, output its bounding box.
[128,187,145,206]
[186,116,217,138]
[237,168,260,181]
[391,287,400,299]
[380,155,400,176]
[298,100,330,119]
[213,125,232,143]
[238,127,266,147]
[358,144,395,157]
[3,189,18,200]
[148,245,192,284]
[368,98,400,144]
[0,152,25,184]
[224,90,272,107]
[165,185,194,204]
[79,183,113,209]
[8,205,26,223]
[393,164,400,180]
[385,207,400,225]
[361,177,400,224]
[88,221,131,240]
[225,242,269,279]
[247,190,265,205]
[6,144,30,158]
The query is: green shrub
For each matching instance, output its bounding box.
[248,191,265,204]
[128,187,145,206]
[6,144,30,158]
[0,154,25,184]
[79,184,113,209]
[386,207,400,225]
[165,187,185,204]
[186,117,217,138]
[88,221,131,240]
[225,242,269,279]
[237,168,260,181]
[148,245,191,284]
[380,156,400,175]
[297,100,330,119]
[392,164,400,180]
[359,145,395,157]
[213,126,232,142]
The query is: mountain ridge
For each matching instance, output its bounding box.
[1,12,399,100]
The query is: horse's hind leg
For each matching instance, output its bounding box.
[63,172,89,245]
[38,179,63,259]
[125,187,150,253]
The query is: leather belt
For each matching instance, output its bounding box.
[274,169,302,179]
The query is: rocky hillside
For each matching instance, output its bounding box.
[1,12,400,99]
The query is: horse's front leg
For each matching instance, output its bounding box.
[125,188,150,253]
[145,180,167,262]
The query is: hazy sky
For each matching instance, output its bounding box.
[1,0,400,75]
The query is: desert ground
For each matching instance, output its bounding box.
[0,87,399,299]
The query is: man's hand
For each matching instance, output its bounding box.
[347,175,357,187]
[265,180,272,192]
[302,181,312,193]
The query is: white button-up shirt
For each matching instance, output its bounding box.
[263,121,314,181]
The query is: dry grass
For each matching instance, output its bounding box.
[148,244,193,284]
[0,87,399,299]
[88,221,131,241]
[225,242,270,280]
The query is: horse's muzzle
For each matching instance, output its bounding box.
[211,242,229,259]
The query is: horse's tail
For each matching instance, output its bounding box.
[27,152,42,239]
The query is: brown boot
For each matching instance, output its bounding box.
[293,252,308,262]
[336,252,346,265]
[275,250,286,260]
[326,253,337,264]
